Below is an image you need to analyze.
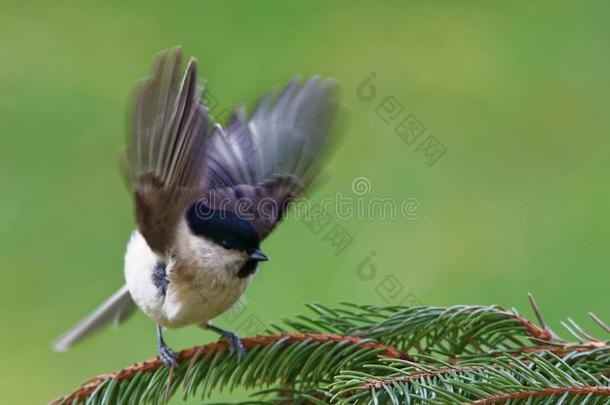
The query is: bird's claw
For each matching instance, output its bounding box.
[205,322,246,361]
[158,344,179,368]
[156,324,179,368]
[220,331,245,361]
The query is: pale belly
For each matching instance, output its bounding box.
[124,229,253,329]
[160,262,251,328]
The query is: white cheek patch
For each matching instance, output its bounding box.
[173,220,248,276]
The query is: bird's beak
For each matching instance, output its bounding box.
[250,249,269,261]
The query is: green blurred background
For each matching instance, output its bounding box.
[1,1,609,403]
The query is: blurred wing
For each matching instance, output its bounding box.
[127,48,209,253]
[210,174,304,238]
[204,76,339,239]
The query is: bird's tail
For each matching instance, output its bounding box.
[53,285,136,351]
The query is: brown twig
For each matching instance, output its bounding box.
[447,340,609,364]
[50,332,411,405]
[469,386,610,404]
[512,312,553,341]
[519,340,608,356]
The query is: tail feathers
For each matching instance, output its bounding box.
[53,285,136,352]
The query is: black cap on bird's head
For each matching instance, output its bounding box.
[186,202,268,261]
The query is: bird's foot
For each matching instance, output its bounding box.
[158,343,179,368]
[206,322,245,361]
[156,324,179,368]
[221,330,245,361]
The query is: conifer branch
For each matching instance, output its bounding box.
[51,333,409,405]
[51,298,610,404]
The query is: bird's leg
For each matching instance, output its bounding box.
[203,321,245,361]
[156,324,179,368]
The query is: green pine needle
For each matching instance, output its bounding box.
[51,298,610,404]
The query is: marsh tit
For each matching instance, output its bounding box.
[53,47,339,367]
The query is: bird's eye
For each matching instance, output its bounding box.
[220,240,230,248]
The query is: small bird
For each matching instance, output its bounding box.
[53,47,339,367]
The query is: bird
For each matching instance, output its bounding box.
[53,47,339,367]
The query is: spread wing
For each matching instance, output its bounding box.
[202,76,340,239]
[127,48,210,253]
